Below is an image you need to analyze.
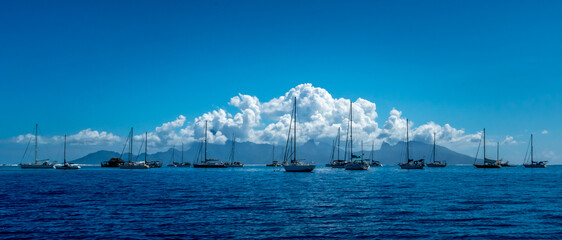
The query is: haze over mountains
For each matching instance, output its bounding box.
[72,140,478,165]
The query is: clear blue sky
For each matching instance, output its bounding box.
[0,1,560,161]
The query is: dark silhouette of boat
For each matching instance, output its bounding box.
[398,119,424,169]
[193,121,227,168]
[523,134,547,168]
[427,132,446,167]
[474,128,501,168]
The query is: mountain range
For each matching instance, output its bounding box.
[72,140,478,165]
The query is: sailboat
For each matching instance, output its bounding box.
[498,142,514,167]
[120,128,150,169]
[175,143,191,167]
[474,128,501,168]
[167,145,180,167]
[283,97,316,172]
[398,119,424,169]
[345,101,369,170]
[367,142,382,167]
[523,134,547,168]
[225,135,244,167]
[326,127,347,168]
[427,133,446,167]
[20,124,55,169]
[266,145,282,167]
[193,121,227,168]
[55,135,80,169]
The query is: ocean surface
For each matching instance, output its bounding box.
[0,165,560,239]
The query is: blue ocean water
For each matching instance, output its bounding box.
[0,165,560,239]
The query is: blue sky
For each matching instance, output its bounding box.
[0,0,560,163]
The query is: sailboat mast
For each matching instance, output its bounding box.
[433,132,436,163]
[64,134,67,164]
[531,134,534,163]
[130,128,133,162]
[204,121,208,161]
[406,119,409,161]
[231,135,235,164]
[497,142,499,161]
[337,127,341,160]
[293,97,297,162]
[350,101,353,159]
[35,124,38,164]
[483,128,486,160]
[145,132,147,163]
[181,143,184,163]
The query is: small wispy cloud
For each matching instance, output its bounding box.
[502,135,517,145]
[541,130,548,135]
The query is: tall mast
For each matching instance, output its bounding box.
[531,134,534,163]
[204,121,208,161]
[64,134,67,164]
[145,132,147,164]
[130,127,133,162]
[231,135,235,164]
[433,132,436,162]
[483,128,486,160]
[272,145,275,162]
[172,145,175,163]
[361,140,363,157]
[406,119,409,161]
[497,142,499,161]
[35,124,38,164]
[181,143,184,163]
[337,127,341,160]
[293,97,297,162]
[350,101,353,159]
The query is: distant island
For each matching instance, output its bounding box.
[72,140,477,165]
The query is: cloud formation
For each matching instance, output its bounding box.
[14,129,121,146]
[10,84,483,151]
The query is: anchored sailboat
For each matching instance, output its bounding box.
[55,135,80,169]
[167,145,180,167]
[193,121,227,168]
[20,124,55,169]
[283,97,315,172]
[120,128,149,169]
[474,128,501,168]
[225,135,244,167]
[326,127,347,168]
[523,134,547,168]
[398,119,424,169]
[367,142,382,167]
[266,145,282,167]
[345,101,369,170]
[427,133,446,167]
[498,142,514,167]
[175,143,191,167]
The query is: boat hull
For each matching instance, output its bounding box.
[20,163,54,169]
[283,164,315,172]
[474,164,501,168]
[55,166,80,169]
[398,163,424,169]
[266,164,282,167]
[193,164,227,168]
[345,163,370,170]
[427,163,447,168]
[523,164,546,168]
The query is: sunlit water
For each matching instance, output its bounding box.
[0,165,560,239]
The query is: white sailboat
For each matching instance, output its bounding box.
[20,124,55,169]
[55,135,80,169]
[345,101,369,170]
[283,97,315,172]
[120,128,150,169]
[367,142,382,167]
[523,134,547,168]
[398,119,424,169]
[266,145,282,167]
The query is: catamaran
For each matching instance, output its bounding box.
[20,124,55,169]
[120,128,150,169]
[55,135,80,169]
[523,134,547,168]
[427,133,446,167]
[326,127,347,168]
[225,136,244,167]
[193,121,227,168]
[474,128,501,168]
[282,97,315,172]
[345,102,369,170]
[398,119,424,169]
